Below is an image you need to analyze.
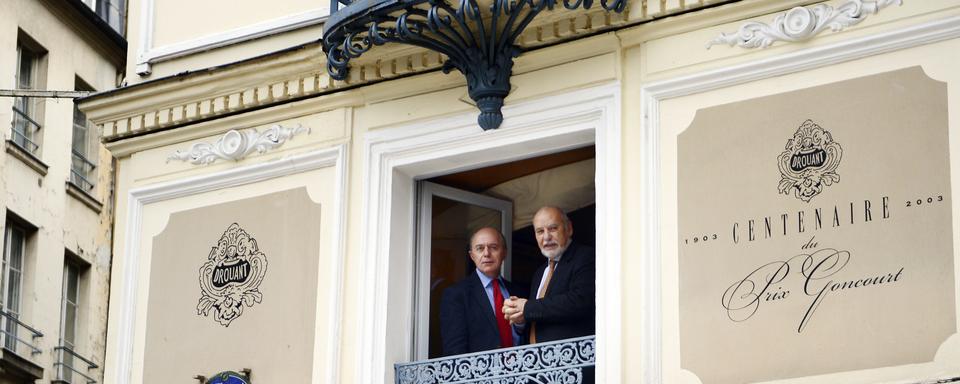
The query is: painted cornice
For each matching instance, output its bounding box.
[78,0,726,143]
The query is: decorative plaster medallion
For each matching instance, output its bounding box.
[197,223,268,327]
[777,120,842,202]
[168,124,309,165]
[706,0,902,49]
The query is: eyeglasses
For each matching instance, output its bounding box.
[473,243,501,253]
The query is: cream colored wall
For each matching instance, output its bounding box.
[0,0,118,383]
[126,0,326,83]
[138,180,330,383]
[152,0,320,47]
[93,0,960,383]
[654,52,960,384]
[102,108,348,383]
[621,1,960,383]
[100,42,621,383]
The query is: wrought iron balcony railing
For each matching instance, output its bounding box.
[11,106,41,155]
[54,345,99,384]
[395,335,595,384]
[0,309,43,356]
[70,149,97,192]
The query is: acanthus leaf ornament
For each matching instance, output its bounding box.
[706,0,903,50]
[168,124,309,165]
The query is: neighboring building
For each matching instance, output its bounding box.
[0,0,125,383]
[79,0,960,384]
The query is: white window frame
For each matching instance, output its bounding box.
[358,83,622,383]
[12,42,43,155]
[414,181,513,359]
[71,80,98,192]
[57,261,82,382]
[60,262,81,350]
[135,0,326,75]
[2,223,26,352]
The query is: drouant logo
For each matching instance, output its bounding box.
[777,119,843,202]
[197,223,268,327]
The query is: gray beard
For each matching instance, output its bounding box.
[540,241,569,259]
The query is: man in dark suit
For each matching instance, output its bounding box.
[439,227,527,356]
[502,206,595,342]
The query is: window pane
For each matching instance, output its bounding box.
[4,318,17,351]
[6,228,22,315]
[9,236,23,271]
[428,196,503,358]
[13,43,41,154]
[13,96,28,115]
[16,46,34,90]
[72,81,97,191]
[66,265,79,303]
[1,227,15,309]
[60,351,75,382]
[73,109,88,155]
[3,225,23,353]
[62,263,81,349]
[6,271,21,315]
[63,302,77,345]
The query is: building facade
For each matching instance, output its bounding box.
[0,0,125,383]
[80,0,960,383]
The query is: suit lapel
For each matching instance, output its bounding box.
[469,272,499,332]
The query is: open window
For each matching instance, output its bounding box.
[415,182,513,358]
[415,146,596,359]
[1,213,43,381]
[70,77,98,193]
[11,31,47,157]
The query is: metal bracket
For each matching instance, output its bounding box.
[322,0,626,129]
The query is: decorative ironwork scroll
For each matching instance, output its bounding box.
[168,124,309,165]
[322,0,626,130]
[395,336,594,384]
[706,0,902,49]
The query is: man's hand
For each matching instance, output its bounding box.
[502,296,527,325]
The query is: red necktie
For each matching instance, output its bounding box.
[492,279,513,348]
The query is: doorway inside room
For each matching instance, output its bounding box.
[415,145,597,358]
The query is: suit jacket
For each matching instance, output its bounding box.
[523,242,596,342]
[440,271,528,356]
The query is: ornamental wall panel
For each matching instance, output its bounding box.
[678,67,954,384]
[110,146,346,384]
[144,188,321,382]
[645,14,960,383]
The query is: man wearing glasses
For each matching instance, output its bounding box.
[440,227,527,355]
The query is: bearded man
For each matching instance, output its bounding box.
[502,206,596,343]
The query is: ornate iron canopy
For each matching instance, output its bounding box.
[322,0,626,129]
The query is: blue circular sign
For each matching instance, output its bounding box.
[205,371,250,384]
